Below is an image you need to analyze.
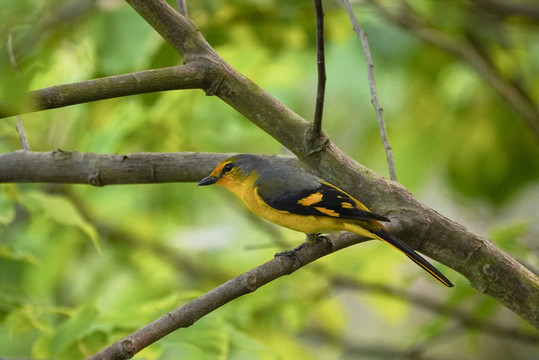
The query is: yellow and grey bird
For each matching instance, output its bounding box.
[198,154,453,287]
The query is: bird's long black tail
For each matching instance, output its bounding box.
[373,228,454,287]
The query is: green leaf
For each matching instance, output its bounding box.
[49,304,99,357]
[0,308,40,358]
[18,191,102,252]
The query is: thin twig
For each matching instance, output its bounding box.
[7,32,31,150]
[15,118,30,150]
[176,0,188,17]
[311,0,327,142]
[341,0,397,181]
[7,33,17,68]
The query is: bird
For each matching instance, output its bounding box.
[198,154,453,287]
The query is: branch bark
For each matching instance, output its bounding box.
[0,150,230,185]
[0,64,217,118]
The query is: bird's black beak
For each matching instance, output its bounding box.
[198,176,218,186]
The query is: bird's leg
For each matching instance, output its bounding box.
[274,233,326,265]
[305,233,319,244]
[274,244,306,265]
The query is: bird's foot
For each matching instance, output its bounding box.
[274,234,331,266]
[305,232,328,244]
[274,242,309,266]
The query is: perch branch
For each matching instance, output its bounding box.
[86,233,365,360]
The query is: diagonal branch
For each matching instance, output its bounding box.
[341,0,397,181]
[126,0,214,60]
[86,233,365,360]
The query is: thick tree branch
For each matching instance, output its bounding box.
[126,0,215,61]
[0,150,230,185]
[0,64,216,118]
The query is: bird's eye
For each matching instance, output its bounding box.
[222,162,234,173]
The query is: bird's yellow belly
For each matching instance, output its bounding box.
[240,186,351,234]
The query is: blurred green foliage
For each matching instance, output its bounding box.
[1,0,538,359]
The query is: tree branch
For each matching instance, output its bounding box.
[126,0,215,60]
[341,0,397,181]
[310,0,327,145]
[0,150,230,185]
[0,64,217,118]
[86,233,365,360]
[175,0,188,17]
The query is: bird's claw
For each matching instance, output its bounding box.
[274,242,308,266]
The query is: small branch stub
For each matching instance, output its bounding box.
[88,172,104,187]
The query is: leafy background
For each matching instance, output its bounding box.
[0,0,538,359]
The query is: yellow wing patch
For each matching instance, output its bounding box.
[341,202,354,209]
[319,180,372,212]
[297,192,324,206]
[314,207,340,217]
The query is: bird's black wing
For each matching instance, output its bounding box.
[260,181,389,222]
